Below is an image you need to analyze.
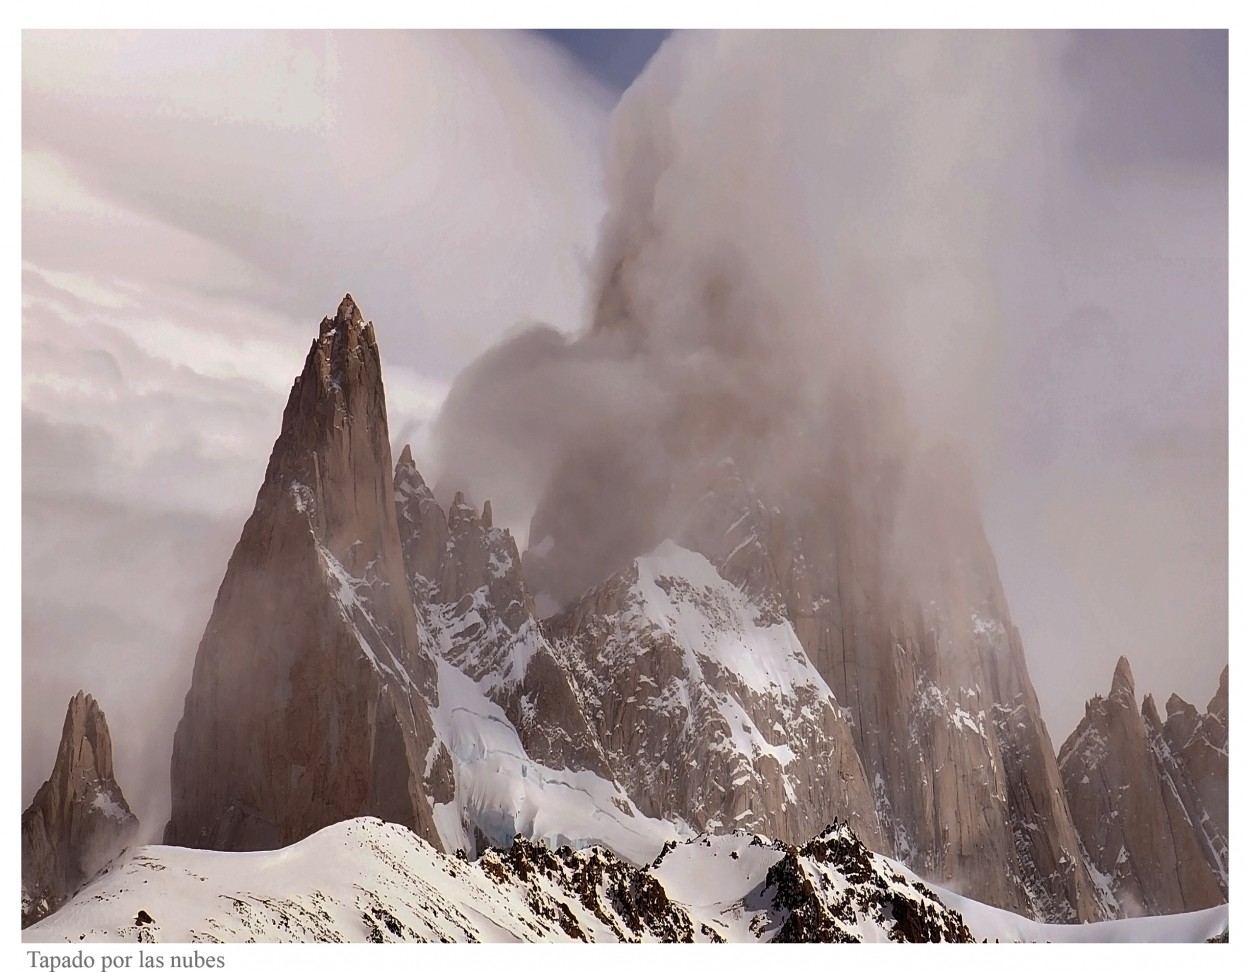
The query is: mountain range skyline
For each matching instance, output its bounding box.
[21,292,1228,938]
[19,29,1229,947]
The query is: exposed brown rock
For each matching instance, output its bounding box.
[1059,657,1226,916]
[165,295,452,852]
[546,541,885,849]
[393,449,609,777]
[646,449,1101,921]
[1161,666,1229,881]
[22,692,138,927]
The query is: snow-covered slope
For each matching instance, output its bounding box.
[21,817,964,943]
[425,657,686,863]
[24,817,1225,944]
[922,876,1229,944]
[547,541,883,847]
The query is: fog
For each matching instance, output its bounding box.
[21,31,1227,831]
[434,30,1227,736]
[21,29,610,833]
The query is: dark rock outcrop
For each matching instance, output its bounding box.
[22,692,138,927]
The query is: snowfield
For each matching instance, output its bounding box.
[23,817,1228,944]
[427,658,686,863]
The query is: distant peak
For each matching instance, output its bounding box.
[337,293,361,324]
[1110,655,1135,701]
[319,293,367,338]
[67,690,101,722]
[393,445,433,498]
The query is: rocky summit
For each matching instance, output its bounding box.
[1059,658,1228,917]
[22,692,138,928]
[165,295,453,853]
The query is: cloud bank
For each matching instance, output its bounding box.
[432,31,1228,739]
[21,30,612,828]
[21,30,1226,828]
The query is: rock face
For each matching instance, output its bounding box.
[547,541,884,848]
[1058,658,1226,916]
[528,428,1103,920]
[394,449,610,779]
[1160,665,1229,885]
[165,295,452,852]
[21,692,138,927]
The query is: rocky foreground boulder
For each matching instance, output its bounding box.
[22,692,138,927]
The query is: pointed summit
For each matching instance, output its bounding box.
[1060,657,1225,916]
[22,692,138,927]
[1110,655,1135,702]
[1208,665,1229,721]
[394,443,450,592]
[320,292,364,337]
[167,297,453,854]
[337,292,361,323]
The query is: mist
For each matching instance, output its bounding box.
[432,31,1228,739]
[21,30,1226,830]
[20,29,611,832]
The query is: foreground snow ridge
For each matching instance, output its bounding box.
[24,818,1226,943]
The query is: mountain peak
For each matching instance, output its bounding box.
[166,297,451,855]
[1208,665,1229,721]
[22,692,138,927]
[1110,655,1135,702]
[338,292,360,320]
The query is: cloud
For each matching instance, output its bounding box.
[433,30,1227,739]
[21,30,1226,813]
[21,30,612,814]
